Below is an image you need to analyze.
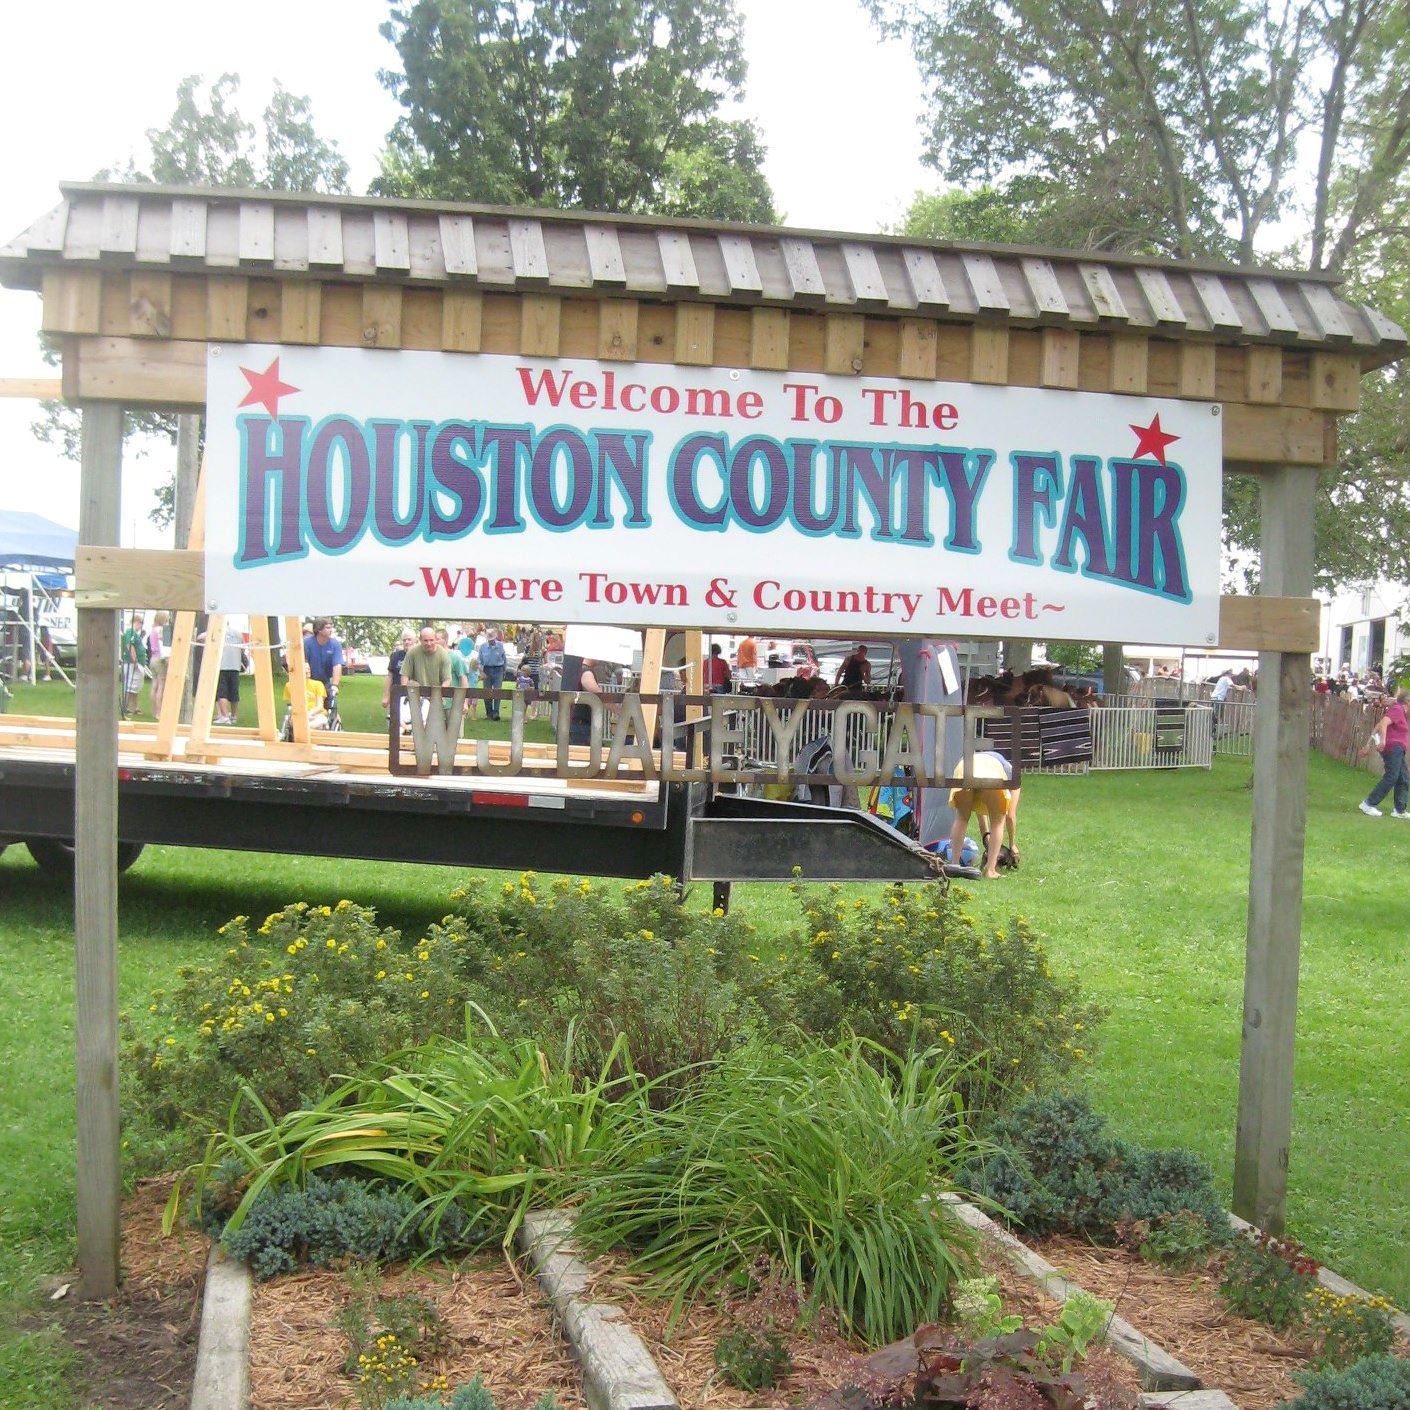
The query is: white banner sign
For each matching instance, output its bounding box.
[204,344,1223,645]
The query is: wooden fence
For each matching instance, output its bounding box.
[1310,692,1384,771]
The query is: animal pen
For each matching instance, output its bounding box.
[0,182,1403,1298]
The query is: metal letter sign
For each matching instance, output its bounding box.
[205,345,1222,646]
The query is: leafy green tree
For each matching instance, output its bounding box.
[375,0,776,220]
[33,75,350,522]
[877,0,1410,591]
[870,0,1410,271]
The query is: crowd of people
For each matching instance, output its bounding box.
[1315,666,1388,700]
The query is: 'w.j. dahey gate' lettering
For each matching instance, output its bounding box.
[236,371,1193,603]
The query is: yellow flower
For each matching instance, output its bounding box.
[287,944,298,955]
[265,1012,275,1023]
[640,929,654,940]
[326,938,337,950]
[420,990,430,999]
[376,970,387,981]
[375,938,387,951]
[163,1036,176,1046]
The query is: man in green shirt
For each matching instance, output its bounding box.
[401,626,452,687]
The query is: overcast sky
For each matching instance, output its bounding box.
[0,0,930,542]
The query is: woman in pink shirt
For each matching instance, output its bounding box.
[1359,687,1410,818]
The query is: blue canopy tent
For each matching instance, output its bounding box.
[0,509,78,568]
[0,511,78,687]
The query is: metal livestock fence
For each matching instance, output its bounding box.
[714,699,1212,780]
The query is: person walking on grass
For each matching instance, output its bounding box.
[119,611,147,718]
[1359,687,1410,818]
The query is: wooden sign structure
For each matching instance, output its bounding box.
[0,183,1404,1297]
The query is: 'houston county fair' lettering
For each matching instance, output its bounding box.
[233,365,1193,605]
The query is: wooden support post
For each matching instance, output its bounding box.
[152,609,196,757]
[637,628,666,762]
[187,613,226,751]
[74,401,123,1298]
[248,614,278,741]
[284,620,311,745]
[1234,464,1317,1234]
[174,422,201,724]
[683,629,704,768]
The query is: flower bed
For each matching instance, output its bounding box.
[1033,1237,1410,1410]
[247,1260,583,1410]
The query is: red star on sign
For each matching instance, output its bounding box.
[238,357,300,418]
[1129,413,1180,466]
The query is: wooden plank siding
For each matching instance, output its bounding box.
[38,272,1364,468]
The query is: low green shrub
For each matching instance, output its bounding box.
[445,873,769,1093]
[1219,1231,1319,1331]
[965,1092,1229,1254]
[568,1033,979,1346]
[385,1378,560,1410]
[1284,1355,1410,1410]
[1303,1287,1400,1371]
[124,901,471,1139]
[196,1176,470,1279]
[135,875,1102,1172]
[762,881,1102,1108]
[714,1326,792,1391]
[336,1266,449,1408]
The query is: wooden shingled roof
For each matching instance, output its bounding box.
[3,181,1405,364]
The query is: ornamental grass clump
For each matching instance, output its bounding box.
[568,1034,980,1346]
[170,1012,641,1253]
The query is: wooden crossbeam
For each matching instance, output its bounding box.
[75,542,1324,655]
[0,377,63,399]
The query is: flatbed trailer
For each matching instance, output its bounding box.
[0,715,944,888]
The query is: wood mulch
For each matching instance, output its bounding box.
[588,1254,864,1409]
[1035,1235,1367,1410]
[585,1243,1145,1409]
[249,1258,585,1410]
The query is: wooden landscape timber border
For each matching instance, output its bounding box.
[201,1201,1387,1410]
[1,181,1405,1297]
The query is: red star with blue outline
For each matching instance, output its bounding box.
[238,357,300,418]
[1129,413,1180,466]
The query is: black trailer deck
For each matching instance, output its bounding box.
[0,741,945,886]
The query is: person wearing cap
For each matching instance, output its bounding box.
[479,626,508,720]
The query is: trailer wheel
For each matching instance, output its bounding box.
[25,838,146,875]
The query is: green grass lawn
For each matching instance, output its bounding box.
[1,747,1407,1406]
